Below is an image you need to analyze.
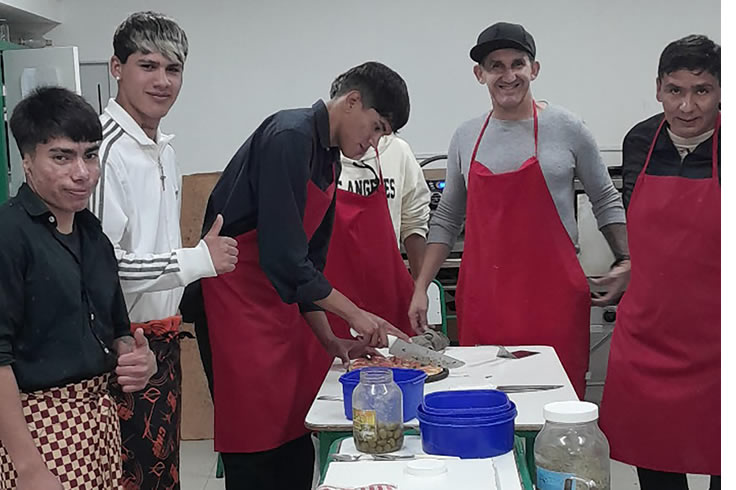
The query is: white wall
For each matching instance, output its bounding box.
[48,0,720,174]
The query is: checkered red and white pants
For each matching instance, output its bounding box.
[0,374,122,489]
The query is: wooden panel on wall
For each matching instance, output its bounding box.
[179,172,220,440]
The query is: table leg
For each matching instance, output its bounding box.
[514,436,534,490]
[516,430,538,484]
[318,431,351,476]
[216,453,224,478]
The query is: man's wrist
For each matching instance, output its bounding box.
[414,277,431,292]
[344,304,364,325]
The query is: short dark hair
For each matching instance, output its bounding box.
[10,86,102,157]
[658,34,720,82]
[113,11,188,65]
[329,61,410,132]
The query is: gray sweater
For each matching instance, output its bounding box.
[428,105,625,250]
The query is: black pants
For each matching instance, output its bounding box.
[181,281,215,398]
[637,467,721,490]
[221,434,314,490]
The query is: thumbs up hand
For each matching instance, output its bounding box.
[203,214,238,275]
[115,328,157,393]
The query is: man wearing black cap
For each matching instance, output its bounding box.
[409,22,629,397]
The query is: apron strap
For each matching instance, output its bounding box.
[641,117,667,174]
[532,102,539,157]
[375,145,385,186]
[470,111,493,164]
[711,113,720,178]
[470,100,539,164]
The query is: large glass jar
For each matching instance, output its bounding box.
[352,367,403,453]
[535,401,610,490]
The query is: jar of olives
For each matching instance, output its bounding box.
[352,367,404,453]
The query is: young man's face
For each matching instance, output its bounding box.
[657,69,720,138]
[339,92,392,159]
[112,51,183,128]
[475,48,539,112]
[23,137,101,217]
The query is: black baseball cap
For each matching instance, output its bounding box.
[470,22,536,63]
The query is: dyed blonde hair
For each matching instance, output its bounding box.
[113,11,188,65]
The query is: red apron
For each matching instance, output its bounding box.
[201,177,335,453]
[325,163,414,338]
[600,116,720,475]
[456,104,591,397]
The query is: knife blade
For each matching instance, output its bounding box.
[495,384,563,393]
[388,336,465,369]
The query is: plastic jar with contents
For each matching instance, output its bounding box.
[535,401,610,490]
[352,367,403,453]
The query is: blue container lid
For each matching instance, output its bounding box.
[339,367,427,387]
[417,401,517,426]
[423,389,512,416]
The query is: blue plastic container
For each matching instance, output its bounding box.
[339,368,427,422]
[416,390,517,458]
[423,389,513,416]
[416,403,514,424]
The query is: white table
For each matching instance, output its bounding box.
[306,345,578,432]
[321,435,522,490]
[306,346,578,488]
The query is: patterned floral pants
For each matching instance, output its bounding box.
[113,317,189,490]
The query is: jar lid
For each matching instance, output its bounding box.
[404,459,448,477]
[543,401,599,423]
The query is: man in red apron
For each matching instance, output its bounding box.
[408,22,630,398]
[599,35,721,490]
[324,70,431,338]
[183,62,411,490]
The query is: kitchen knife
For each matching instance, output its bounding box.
[348,330,465,369]
[387,335,465,369]
[495,384,563,393]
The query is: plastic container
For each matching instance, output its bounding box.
[339,368,426,422]
[351,367,403,453]
[535,401,611,490]
[415,403,513,424]
[416,393,517,458]
[422,389,513,416]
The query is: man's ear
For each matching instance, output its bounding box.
[110,56,122,81]
[345,90,363,111]
[530,60,541,81]
[655,78,663,103]
[473,64,485,84]
[22,152,33,180]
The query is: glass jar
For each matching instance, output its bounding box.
[352,367,403,453]
[535,401,610,490]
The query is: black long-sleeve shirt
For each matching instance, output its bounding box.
[202,100,340,311]
[622,113,720,209]
[0,184,130,392]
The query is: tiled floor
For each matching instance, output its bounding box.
[180,439,712,490]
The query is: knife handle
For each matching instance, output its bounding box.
[351,329,399,350]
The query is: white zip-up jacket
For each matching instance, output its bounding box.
[92,99,216,323]
[337,134,430,246]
